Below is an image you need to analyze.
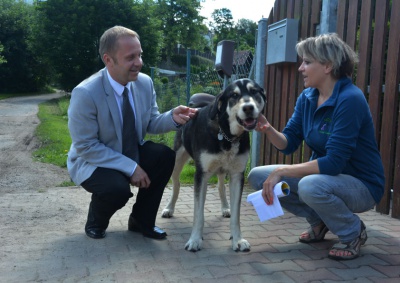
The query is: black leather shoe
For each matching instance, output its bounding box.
[85,228,106,239]
[128,216,167,240]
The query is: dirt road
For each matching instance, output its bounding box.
[0,93,70,195]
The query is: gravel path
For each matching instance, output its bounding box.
[0,93,70,195]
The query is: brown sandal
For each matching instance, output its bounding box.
[299,223,329,243]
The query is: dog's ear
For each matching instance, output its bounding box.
[260,87,267,104]
[209,91,224,120]
[252,81,267,110]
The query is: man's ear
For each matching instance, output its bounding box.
[103,53,113,66]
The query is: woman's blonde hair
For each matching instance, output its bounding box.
[296,33,358,79]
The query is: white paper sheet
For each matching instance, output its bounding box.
[247,181,290,222]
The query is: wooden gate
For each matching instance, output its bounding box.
[261,0,400,218]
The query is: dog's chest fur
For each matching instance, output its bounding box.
[199,143,249,174]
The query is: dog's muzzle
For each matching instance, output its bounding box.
[236,103,259,130]
[237,116,258,130]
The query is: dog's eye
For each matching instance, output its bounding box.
[250,88,258,94]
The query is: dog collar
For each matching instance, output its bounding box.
[218,127,242,143]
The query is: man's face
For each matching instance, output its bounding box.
[104,36,143,85]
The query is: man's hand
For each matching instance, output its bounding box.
[172,106,198,125]
[130,165,151,188]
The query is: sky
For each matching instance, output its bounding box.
[200,0,275,24]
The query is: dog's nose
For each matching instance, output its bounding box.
[243,104,254,115]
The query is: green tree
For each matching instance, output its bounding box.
[156,0,208,60]
[235,18,257,53]
[209,8,235,45]
[34,0,162,91]
[0,43,6,64]
[207,9,257,53]
[0,0,49,93]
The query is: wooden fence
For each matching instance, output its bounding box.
[261,0,400,218]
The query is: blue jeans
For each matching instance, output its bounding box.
[247,165,376,243]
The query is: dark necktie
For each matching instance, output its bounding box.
[122,87,139,162]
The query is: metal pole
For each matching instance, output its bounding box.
[223,75,229,90]
[186,49,191,106]
[320,0,338,35]
[251,18,268,169]
[150,67,154,81]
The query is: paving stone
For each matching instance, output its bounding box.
[251,260,304,274]
[1,187,399,282]
[369,277,400,283]
[241,272,296,282]
[285,267,342,282]
[329,266,387,281]
[370,264,400,278]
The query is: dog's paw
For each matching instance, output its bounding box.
[161,208,174,218]
[221,208,231,218]
[185,238,203,252]
[232,238,251,252]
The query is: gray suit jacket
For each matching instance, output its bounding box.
[67,68,177,185]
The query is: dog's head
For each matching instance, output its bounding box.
[210,79,266,135]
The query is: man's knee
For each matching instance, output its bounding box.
[98,189,132,210]
[140,141,175,168]
[94,177,133,210]
[162,145,176,168]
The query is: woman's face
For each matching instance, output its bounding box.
[298,56,331,89]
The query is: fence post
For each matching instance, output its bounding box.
[320,0,338,34]
[150,67,154,81]
[186,49,191,105]
[251,18,268,169]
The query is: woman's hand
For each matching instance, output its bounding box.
[256,114,270,132]
[262,169,282,205]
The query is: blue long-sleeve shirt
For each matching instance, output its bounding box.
[281,77,385,203]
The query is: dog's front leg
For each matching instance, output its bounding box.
[185,172,210,252]
[229,172,250,252]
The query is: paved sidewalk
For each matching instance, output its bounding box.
[0,185,399,282]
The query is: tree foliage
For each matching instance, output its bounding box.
[209,8,257,54]
[156,0,208,59]
[0,0,257,94]
[0,43,6,64]
[0,0,49,92]
[34,0,162,91]
[209,8,234,43]
[235,18,258,52]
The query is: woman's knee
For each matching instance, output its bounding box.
[247,167,262,189]
[247,165,277,190]
[298,175,327,203]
